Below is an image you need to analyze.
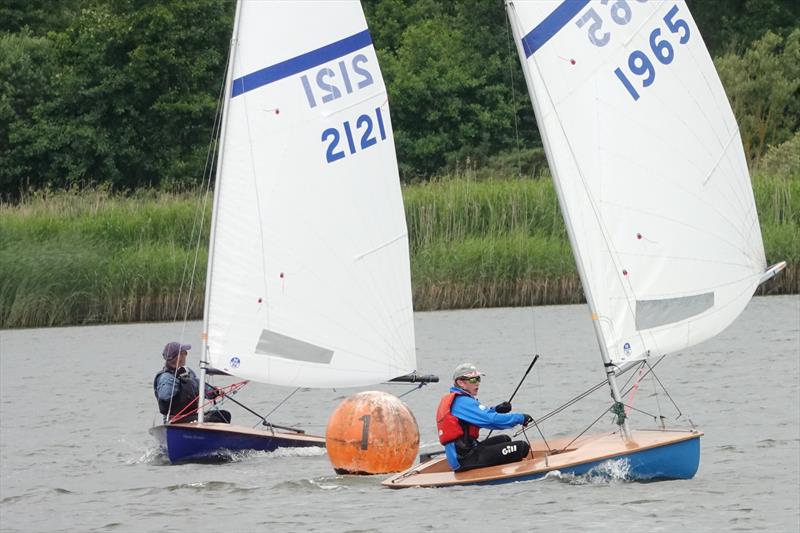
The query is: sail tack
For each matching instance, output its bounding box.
[206,1,416,387]
[506,0,767,364]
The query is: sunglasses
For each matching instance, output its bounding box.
[459,376,481,384]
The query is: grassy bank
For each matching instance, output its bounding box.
[1,171,797,328]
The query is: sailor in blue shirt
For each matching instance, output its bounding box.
[436,363,532,471]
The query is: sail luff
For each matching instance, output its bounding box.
[505,1,631,436]
[198,0,244,421]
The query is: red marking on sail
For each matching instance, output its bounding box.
[637,233,642,240]
[622,269,628,276]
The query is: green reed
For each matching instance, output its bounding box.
[1,189,210,327]
[1,171,797,328]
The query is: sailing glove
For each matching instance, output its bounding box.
[522,414,534,427]
[494,401,512,413]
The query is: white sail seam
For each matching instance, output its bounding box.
[321,91,388,118]
[354,233,408,261]
[702,129,738,185]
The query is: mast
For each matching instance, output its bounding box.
[198,0,244,424]
[505,1,630,437]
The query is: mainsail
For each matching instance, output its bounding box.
[204,0,416,387]
[506,0,766,365]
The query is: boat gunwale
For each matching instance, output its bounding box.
[149,422,326,444]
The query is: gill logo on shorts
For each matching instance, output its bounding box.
[501,444,517,456]
[623,342,631,356]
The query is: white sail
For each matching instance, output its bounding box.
[204,0,416,387]
[506,0,766,365]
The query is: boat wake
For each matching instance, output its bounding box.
[227,446,327,462]
[274,474,381,492]
[543,458,633,485]
[132,445,171,466]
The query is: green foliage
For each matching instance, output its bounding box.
[0,0,798,195]
[0,189,209,327]
[364,0,537,178]
[687,0,800,56]
[752,131,800,268]
[0,0,81,35]
[403,175,565,255]
[1,169,797,327]
[0,0,233,199]
[0,30,59,195]
[716,29,800,168]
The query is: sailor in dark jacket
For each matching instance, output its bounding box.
[153,341,231,424]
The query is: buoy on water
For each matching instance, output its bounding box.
[326,391,419,475]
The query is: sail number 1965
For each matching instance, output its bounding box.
[613,5,691,101]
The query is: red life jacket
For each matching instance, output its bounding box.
[436,391,481,445]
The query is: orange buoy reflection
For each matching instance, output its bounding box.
[326,391,419,475]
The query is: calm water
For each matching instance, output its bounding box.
[1,296,798,532]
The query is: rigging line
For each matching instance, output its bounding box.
[554,406,611,453]
[645,360,683,418]
[619,361,647,391]
[397,382,426,398]
[262,387,302,420]
[168,52,228,329]
[620,355,666,397]
[536,362,639,424]
[504,9,522,176]
[519,415,552,454]
[653,365,665,426]
[623,402,659,420]
[537,381,606,423]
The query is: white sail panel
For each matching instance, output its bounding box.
[507,0,766,364]
[206,0,416,387]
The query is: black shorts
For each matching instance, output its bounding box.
[456,434,530,472]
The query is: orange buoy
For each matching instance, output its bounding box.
[326,391,419,475]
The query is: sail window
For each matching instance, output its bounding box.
[255,329,334,364]
[635,293,714,330]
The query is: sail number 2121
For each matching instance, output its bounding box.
[322,107,387,163]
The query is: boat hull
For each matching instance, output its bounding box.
[382,429,701,488]
[149,422,326,464]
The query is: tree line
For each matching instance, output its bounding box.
[1,0,798,200]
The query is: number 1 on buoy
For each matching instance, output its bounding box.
[359,414,371,450]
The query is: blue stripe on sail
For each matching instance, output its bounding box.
[521,0,589,57]
[231,29,372,98]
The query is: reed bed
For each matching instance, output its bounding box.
[1,173,797,328]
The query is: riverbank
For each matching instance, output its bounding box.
[1,173,797,328]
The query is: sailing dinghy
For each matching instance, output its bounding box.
[151,0,425,463]
[383,0,785,488]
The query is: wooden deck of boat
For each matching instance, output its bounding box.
[382,429,702,488]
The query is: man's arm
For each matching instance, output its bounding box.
[155,373,180,401]
[451,396,524,430]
